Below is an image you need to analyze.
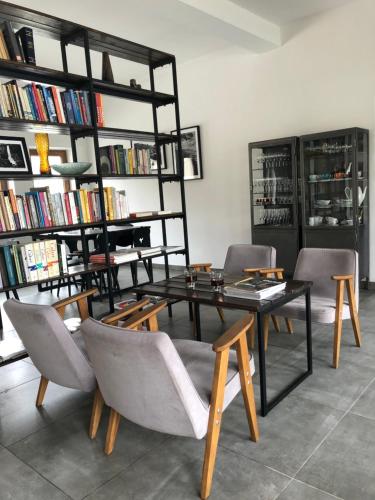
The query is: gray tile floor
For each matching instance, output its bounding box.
[1,267,375,499]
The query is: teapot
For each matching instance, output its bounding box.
[344,186,367,206]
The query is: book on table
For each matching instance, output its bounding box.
[89,249,138,265]
[224,277,286,300]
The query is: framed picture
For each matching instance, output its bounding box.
[171,126,203,180]
[0,136,31,175]
[150,144,167,171]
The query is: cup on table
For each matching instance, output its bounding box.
[210,271,224,292]
[184,268,197,289]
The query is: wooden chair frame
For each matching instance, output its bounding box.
[245,267,293,351]
[34,288,151,440]
[331,274,361,368]
[103,303,259,500]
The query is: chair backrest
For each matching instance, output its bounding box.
[223,244,276,275]
[4,299,96,392]
[294,248,359,302]
[81,318,208,439]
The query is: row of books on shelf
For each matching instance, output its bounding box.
[89,245,184,265]
[0,79,104,126]
[0,186,131,233]
[100,143,157,175]
[0,239,68,289]
[0,21,36,65]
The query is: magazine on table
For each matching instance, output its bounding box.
[224,276,286,300]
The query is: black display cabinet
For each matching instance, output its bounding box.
[249,137,300,275]
[300,128,369,284]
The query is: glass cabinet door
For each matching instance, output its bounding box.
[356,130,368,227]
[251,144,295,227]
[302,131,363,228]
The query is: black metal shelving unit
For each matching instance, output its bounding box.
[249,137,300,275]
[300,128,369,283]
[0,1,190,316]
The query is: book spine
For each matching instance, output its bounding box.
[51,86,65,123]
[59,243,68,274]
[39,241,49,280]
[69,89,82,124]
[31,83,43,120]
[24,243,38,282]
[61,91,75,124]
[33,241,43,280]
[12,244,22,284]
[2,21,22,62]
[95,93,104,127]
[82,91,92,125]
[20,245,31,282]
[60,193,68,225]
[4,196,15,230]
[36,85,48,121]
[45,240,60,278]
[63,193,73,225]
[7,189,20,230]
[68,192,78,224]
[44,87,57,122]
[3,245,16,286]
[16,27,35,65]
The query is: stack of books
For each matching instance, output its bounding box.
[0,80,104,126]
[103,187,129,221]
[0,239,68,288]
[0,187,104,232]
[89,248,139,265]
[99,143,155,175]
[0,21,36,64]
[133,246,162,258]
[224,277,286,300]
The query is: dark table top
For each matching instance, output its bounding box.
[133,273,312,313]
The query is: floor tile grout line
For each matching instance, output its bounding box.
[0,375,42,396]
[80,434,174,500]
[289,372,375,480]
[4,397,92,449]
[3,446,75,500]
[292,478,345,499]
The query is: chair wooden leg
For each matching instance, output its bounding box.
[346,279,361,347]
[36,376,49,407]
[201,350,229,500]
[105,408,121,455]
[285,318,293,334]
[271,315,280,333]
[89,387,104,439]
[263,314,269,351]
[236,335,259,442]
[333,280,345,369]
[216,307,225,322]
[248,321,256,350]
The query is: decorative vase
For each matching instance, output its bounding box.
[102,51,114,82]
[35,133,50,174]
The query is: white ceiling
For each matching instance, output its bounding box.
[11,0,357,62]
[229,0,355,26]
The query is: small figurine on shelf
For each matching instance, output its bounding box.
[102,51,114,83]
[35,133,50,174]
[130,78,142,89]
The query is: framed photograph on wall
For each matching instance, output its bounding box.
[150,144,167,171]
[171,125,203,180]
[0,136,31,175]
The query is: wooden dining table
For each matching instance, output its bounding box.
[133,272,313,417]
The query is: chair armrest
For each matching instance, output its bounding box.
[101,298,150,325]
[331,274,353,281]
[213,314,254,352]
[258,267,285,276]
[243,267,263,274]
[119,301,168,331]
[190,263,213,272]
[53,288,97,320]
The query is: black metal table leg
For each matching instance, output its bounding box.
[256,311,268,417]
[188,302,193,321]
[306,288,313,373]
[263,289,313,415]
[193,302,201,341]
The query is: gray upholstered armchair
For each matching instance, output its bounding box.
[3,290,151,438]
[273,248,361,368]
[81,302,259,500]
[191,244,292,343]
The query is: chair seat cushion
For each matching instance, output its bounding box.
[172,339,255,411]
[273,296,350,324]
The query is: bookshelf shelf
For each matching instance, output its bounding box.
[0,59,88,88]
[0,262,108,294]
[92,79,175,106]
[0,117,93,135]
[0,0,190,351]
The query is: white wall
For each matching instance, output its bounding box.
[102,0,375,274]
